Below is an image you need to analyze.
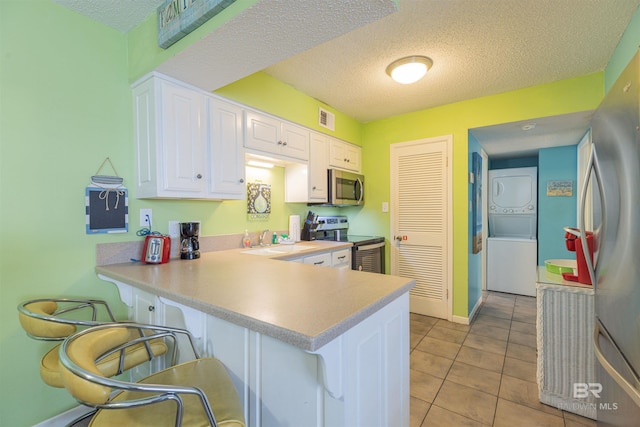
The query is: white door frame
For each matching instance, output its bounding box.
[481,148,488,291]
[389,135,453,321]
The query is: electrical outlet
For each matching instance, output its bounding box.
[382,202,389,213]
[140,209,152,227]
[168,221,180,238]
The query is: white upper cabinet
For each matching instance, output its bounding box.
[133,73,360,201]
[207,98,245,199]
[329,138,361,172]
[245,110,309,161]
[285,131,329,203]
[308,132,329,201]
[133,75,207,198]
[132,74,244,200]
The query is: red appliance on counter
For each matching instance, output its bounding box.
[563,227,594,285]
[142,235,171,264]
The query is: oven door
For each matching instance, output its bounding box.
[353,241,385,273]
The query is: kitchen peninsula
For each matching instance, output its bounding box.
[96,241,415,427]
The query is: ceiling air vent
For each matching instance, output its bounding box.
[318,107,335,131]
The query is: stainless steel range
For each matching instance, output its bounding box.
[311,215,385,274]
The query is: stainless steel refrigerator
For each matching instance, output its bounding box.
[581,49,640,426]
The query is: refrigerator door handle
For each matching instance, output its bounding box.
[579,144,604,288]
[594,321,640,407]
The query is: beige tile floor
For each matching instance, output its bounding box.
[410,291,597,427]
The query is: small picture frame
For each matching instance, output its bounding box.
[547,180,573,197]
[85,186,128,234]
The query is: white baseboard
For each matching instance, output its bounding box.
[451,295,483,326]
[468,294,483,323]
[33,405,93,427]
[451,315,470,325]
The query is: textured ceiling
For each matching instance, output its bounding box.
[265,0,639,123]
[52,0,639,157]
[155,0,398,93]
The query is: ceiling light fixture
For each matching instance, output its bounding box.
[386,56,433,84]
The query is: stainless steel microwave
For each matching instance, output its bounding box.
[328,169,364,206]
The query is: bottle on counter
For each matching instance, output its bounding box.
[272,232,278,245]
[242,230,251,248]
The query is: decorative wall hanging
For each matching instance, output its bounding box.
[158,0,238,48]
[247,182,270,220]
[547,180,573,197]
[471,152,483,254]
[86,158,128,234]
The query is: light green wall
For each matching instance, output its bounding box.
[360,73,603,318]
[0,2,132,425]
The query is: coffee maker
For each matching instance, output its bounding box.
[179,222,200,260]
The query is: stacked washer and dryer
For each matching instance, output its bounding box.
[487,167,538,297]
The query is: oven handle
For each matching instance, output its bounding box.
[355,242,385,251]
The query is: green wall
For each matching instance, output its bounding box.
[1,2,133,425]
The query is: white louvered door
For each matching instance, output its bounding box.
[390,136,452,319]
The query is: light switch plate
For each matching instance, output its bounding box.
[168,221,180,238]
[382,202,389,213]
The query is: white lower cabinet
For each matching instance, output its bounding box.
[303,252,332,267]
[101,275,409,427]
[289,247,352,269]
[331,249,351,269]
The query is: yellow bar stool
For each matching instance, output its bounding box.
[59,323,245,427]
[17,298,168,388]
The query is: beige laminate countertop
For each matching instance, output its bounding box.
[96,241,415,352]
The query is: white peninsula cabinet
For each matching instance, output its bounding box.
[96,248,413,427]
[244,110,310,161]
[132,73,245,199]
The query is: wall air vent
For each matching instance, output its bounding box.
[318,107,335,131]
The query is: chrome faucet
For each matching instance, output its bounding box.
[259,229,270,246]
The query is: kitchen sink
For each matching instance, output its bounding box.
[241,244,318,256]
